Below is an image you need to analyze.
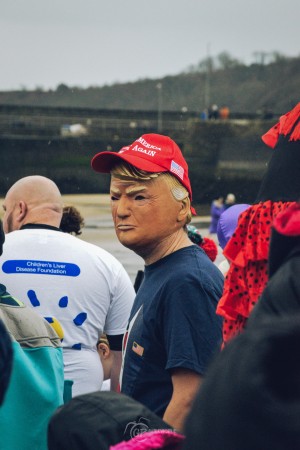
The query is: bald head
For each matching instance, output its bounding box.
[3,176,63,233]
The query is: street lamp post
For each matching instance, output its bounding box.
[204,43,211,109]
[156,83,163,132]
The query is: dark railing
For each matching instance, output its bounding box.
[0,104,278,139]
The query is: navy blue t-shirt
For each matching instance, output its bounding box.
[120,245,223,417]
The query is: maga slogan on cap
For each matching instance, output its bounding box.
[91,133,194,201]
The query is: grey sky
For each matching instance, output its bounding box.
[1,0,299,91]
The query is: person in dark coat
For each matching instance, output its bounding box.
[208,196,224,234]
[183,314,300,450]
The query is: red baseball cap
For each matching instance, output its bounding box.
[91,134,196,213]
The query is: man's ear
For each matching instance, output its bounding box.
[17,201,28,223]
[98,343,110,359]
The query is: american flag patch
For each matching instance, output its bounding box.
[170,160,184,180]
[132,341,144,357]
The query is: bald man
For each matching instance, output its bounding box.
[3,176,63,233]
[0,176,135,397]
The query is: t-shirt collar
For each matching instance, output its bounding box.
[20,223,62,232]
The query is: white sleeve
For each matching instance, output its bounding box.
[104,265,135,335]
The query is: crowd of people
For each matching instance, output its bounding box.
[0,101,299,449]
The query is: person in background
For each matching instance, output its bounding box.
[224,193,236,209]
[183,314,300,450]
[217,204,250,275]
[91,133,223,431]
[97,334,113,391]
[217,102,300,345]
[200,109,208,121]
[247,201,300,329]
[184,204,300,450]
[187,224,218,262]
[209,196,224,234]
[208,104,219,120]
[0,175,135,397]
[0,219,65,450]
[0,224,13,408]
[60,205,85,235]
[0,321,12,407]
[60,198,140,383]
[219,106,230,120]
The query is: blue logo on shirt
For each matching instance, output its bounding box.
[2,260,80,277]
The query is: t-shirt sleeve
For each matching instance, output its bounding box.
[162,276,222,375]
[104,265,135,336]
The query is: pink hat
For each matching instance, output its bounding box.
[91,134,196,212]
[109,429,184,450]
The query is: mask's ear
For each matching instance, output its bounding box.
[177,197,190,222]
[0,220,5,256]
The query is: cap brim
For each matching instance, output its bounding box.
[91,151,168,174]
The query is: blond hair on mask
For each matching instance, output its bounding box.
[111,162,192,224]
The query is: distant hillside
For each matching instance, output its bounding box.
[0,55,299,114]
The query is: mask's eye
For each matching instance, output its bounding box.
[110,195,119,201]
[135,195,146,201]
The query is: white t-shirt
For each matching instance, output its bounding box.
[218,259,230,276]
[0,227,135,396]
[101,379,111,391]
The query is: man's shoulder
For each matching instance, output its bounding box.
[67,235,124,267]
[156,246,223,294]
[168,246,222,276]
[3,229,24,241]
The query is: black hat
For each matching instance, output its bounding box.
[48,391,171,450]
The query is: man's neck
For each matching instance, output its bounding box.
[142,231,192,265]
[21,207,62,229]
